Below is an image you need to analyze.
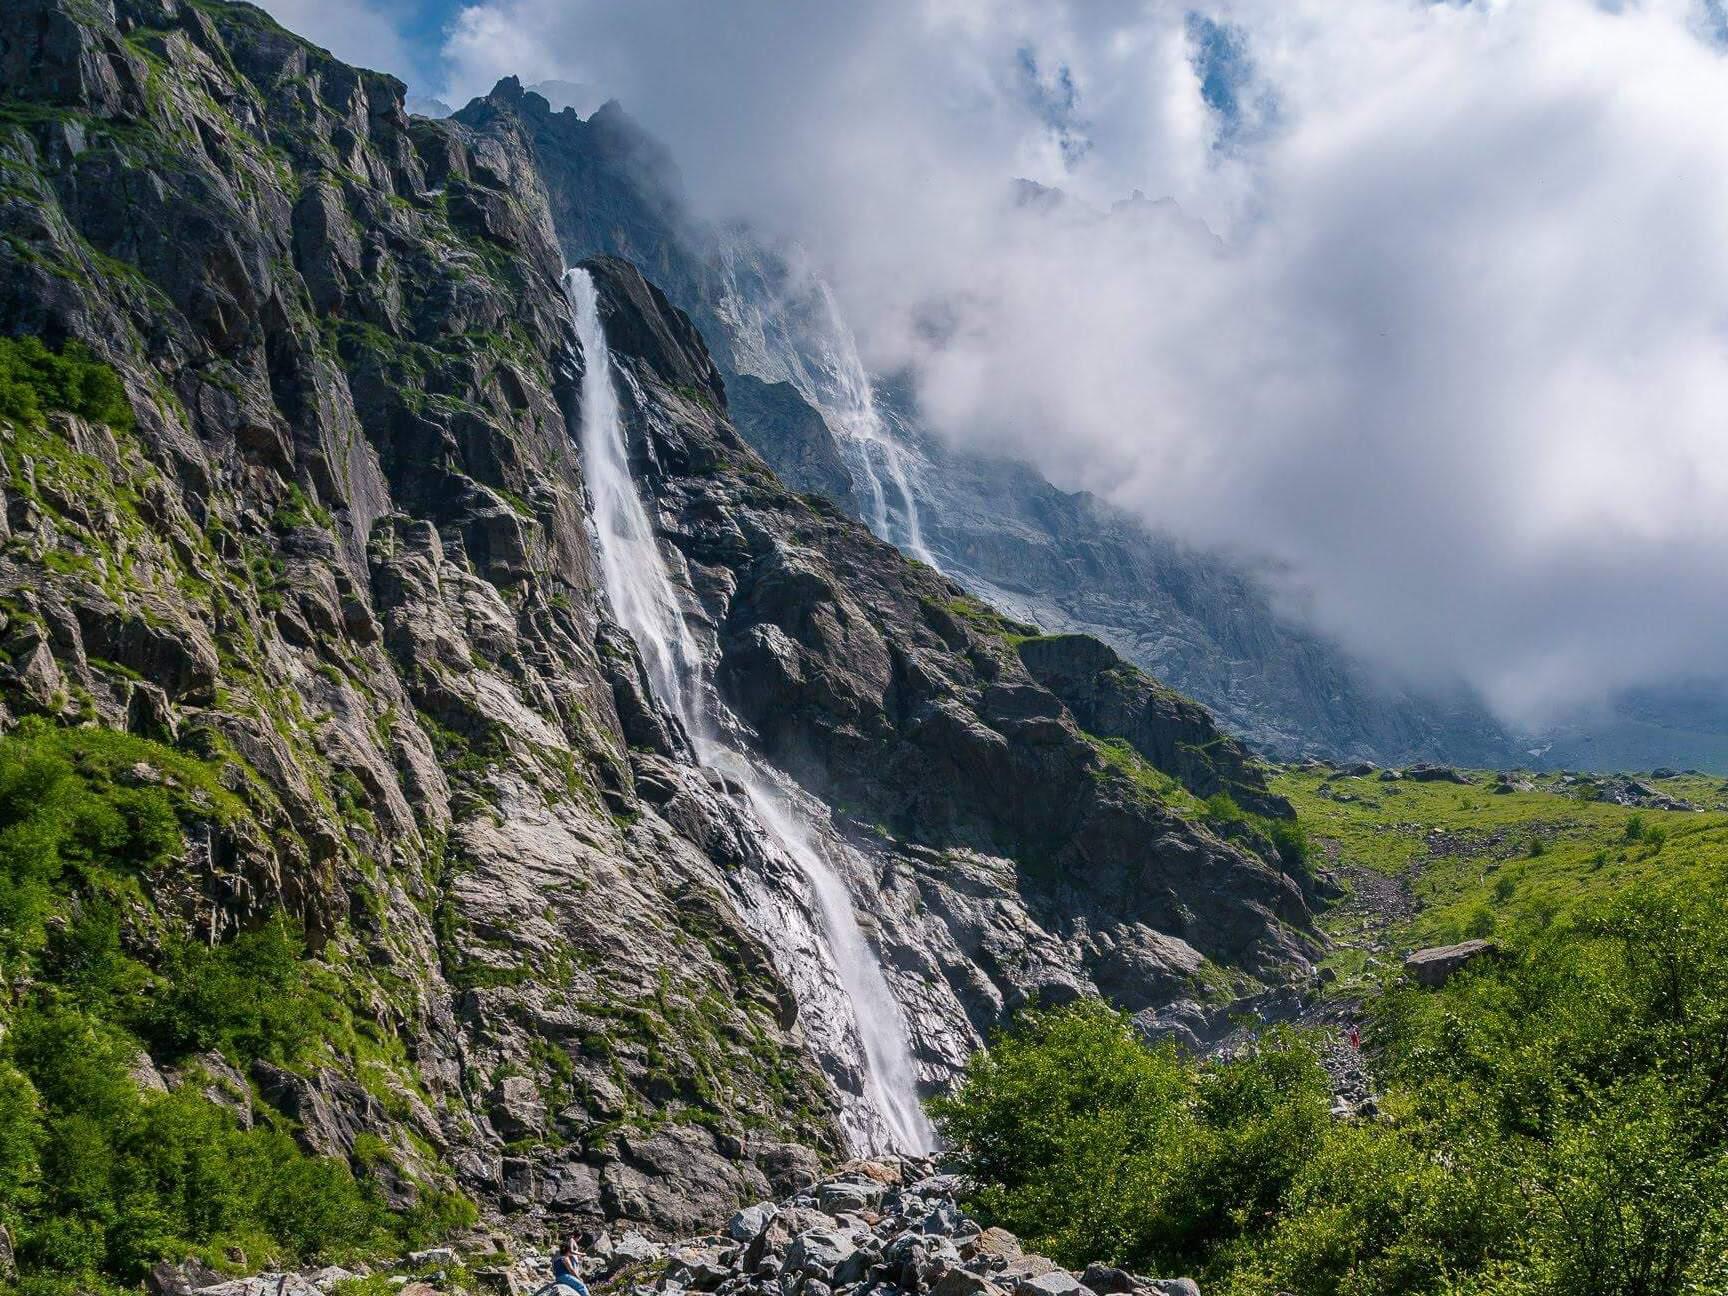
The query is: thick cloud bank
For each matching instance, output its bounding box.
[438,0,1728,726]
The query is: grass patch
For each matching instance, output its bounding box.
[1275,765,1728,947]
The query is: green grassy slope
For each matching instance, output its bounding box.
[1274,764,1728,983]
[935,767,1728,1295]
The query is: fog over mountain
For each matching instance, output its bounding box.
[278,0,1728,737]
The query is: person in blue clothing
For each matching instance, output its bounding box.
[552,1239,590,1296]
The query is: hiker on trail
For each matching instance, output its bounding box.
[1346,1024,1362,1050]
[553,1239,590,1296]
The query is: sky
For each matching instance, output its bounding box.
[264,0,1728,728]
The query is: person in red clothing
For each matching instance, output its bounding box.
[1346,1023,1362,1050]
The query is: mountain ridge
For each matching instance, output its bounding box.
[451,79,1525,770]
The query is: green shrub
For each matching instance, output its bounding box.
[931,1002,1333,1277]
[0,723,184,966]
[0,335,133,432]
[0,723,471,1289]
[1267,818,1313,872]
[139,917,335,1065]
[939,881,1728,1295]
[1202,792,1246,823]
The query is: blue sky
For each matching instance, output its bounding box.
[261,0,459,96]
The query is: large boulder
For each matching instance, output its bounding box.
[1403,764,1472,784]
[1404,939,1499,987]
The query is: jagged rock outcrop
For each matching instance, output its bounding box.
[1016,633,1290,819]
[725,373,859,510]
[581,254,1316,1043]
[0,0,1314,1239]
[0,0,837,1233]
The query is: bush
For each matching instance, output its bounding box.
[0,335,133,432]
[939,881,1728,1295]
[931,1003,1334,1277]
[1267,818,1313,872]
[140,917,334,1065]
[0,723,470,1289]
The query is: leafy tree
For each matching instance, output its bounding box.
[938,881,1728,1296]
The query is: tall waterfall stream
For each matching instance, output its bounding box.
[564,268,934,1155]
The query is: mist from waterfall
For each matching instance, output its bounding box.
[564,266,935,1155]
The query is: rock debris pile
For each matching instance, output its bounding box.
[574,1159,1200,1296]
[320,1160,1205,1296]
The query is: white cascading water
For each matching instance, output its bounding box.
[808,282,938,569]
[564,268,935,1154]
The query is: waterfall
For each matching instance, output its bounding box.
[810,283,938,569]
[564,267,935,1155]
[714,235,938,569]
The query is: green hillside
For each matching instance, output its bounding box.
[1273,765,1728,986]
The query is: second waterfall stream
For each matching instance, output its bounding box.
[562,267,935,1156]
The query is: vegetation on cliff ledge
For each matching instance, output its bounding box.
[0,337,133,435]
[0,723,472,1296]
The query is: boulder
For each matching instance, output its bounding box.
[933,1273,1010,1296]
[818,1176,884,1215]
[966,1227,1024,1266]
[193,1277,323,1296]
[1014,1273,1093,1296]
[727,1203,777,1243]
[1403,764,1471,784]
[1404,939,1499,987]
[606,1233,665,1273]
[998,1258,1064,1286]
[785,1230,856,1277]
[148,1260,224,1296]
[1081,1266,1135,1294]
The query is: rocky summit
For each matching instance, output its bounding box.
[0,0,1318,1263]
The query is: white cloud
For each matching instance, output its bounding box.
[437,0,1728,725]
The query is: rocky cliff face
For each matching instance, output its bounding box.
[457,82,1519,770]
[0,0,1314,1242]
[1016,635,1292,821]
